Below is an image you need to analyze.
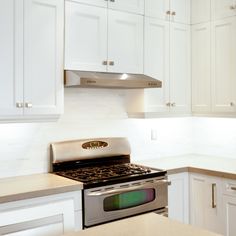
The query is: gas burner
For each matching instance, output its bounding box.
[56,163,153,184]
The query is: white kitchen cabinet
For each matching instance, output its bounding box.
[65,1,143,74]
[108,0,144,15]
[145,0,190,24]
[211,17,236,113]
[222,179,236,236]
[168,173,189,224]
[192,23,211,113]
[0,0,64,120]
[66,0,108,8]
[144,18,169,113]
[191,0,211,24]
[0,191,82,235]
[190,174,223,235]
[212,0,236,20]
[108,10,143,74]
[64,2,107,72]
[144,19,191,115]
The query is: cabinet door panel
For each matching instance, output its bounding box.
[192,23,211,113]
[191,0,211,24]
[170,0,190,24]
[24,0,64,115]
[211,17,236,113]
[109,0,144,15]
[145,0,169,20]
[223,195,236,236]
[108,10,143,74]
[65,2,107,72]
[66,0,108,8]
[0,0,23,116]
[190,174,223,234]
[212,0,236,20]
[170,23,190,114]
[144,18,169,113]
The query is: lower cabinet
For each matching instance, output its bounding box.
[222,179,236,236]
[168,173,189,224]
[189,173,223,235]
[0,191,82,236]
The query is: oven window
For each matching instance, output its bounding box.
[103,188,155,211]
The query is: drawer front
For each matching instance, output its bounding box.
[223,179,236,196]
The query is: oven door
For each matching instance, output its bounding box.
[83,178,168,227]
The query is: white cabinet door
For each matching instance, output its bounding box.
[0,0,23,116]
[191,0,211,24]
[108,10,143,73]
[24,0,64,115]
[212,0,236,20]
[211,17,236,113]
[144,18,170,113]
[67,0,108,8]
[170,0,190,24]
[108,0,144,15]
[169,23,191,114]
[192,23,211,113]
[190,174,223,234]
[145,0,169,20]
[65,2,107,72]
[223,195,236,236]
[168,173,189,224]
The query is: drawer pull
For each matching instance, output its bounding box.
[231,187,236,191]
[212,183,216,209]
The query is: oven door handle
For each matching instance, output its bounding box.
[86,180,170,197]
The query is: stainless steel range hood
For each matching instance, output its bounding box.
[65,71,162,89]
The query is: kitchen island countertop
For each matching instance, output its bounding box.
[0,173,83,204]
[63,213,221,236]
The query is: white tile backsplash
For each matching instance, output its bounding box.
[0,89,236,178]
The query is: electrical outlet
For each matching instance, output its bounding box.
[151,129,157,141]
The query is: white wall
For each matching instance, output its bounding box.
[1,89,236,179]
[0,89,192,178]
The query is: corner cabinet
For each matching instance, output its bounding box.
[0,191,82,236]
[65,0,144,74]
[0,0,64,121]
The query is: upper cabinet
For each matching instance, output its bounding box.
[0,0,64,120]
[211,17,236,113]
[108,0,144,15]
[145,0,190,24]
[212,0,236,20]
[65,1,143,74]
[191,0,211,24]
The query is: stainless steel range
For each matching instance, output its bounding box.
[50,137,169,228]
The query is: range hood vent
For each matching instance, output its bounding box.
[65,71,162,89]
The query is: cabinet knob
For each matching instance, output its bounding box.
[230,5,236,10]
[25,103,33,108]
[110,0,115,2]
[166,102,171,107]
[230,102,234,107]
[109,61,115,66]
[16,102,23,108]
[171,103,176,107]
[166,10,171,15]
[171,11,176,16]
[231,187,236,191]
[102,60,108,65]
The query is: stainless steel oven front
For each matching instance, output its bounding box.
[83,176,168,227]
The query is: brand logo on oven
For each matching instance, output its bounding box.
[82,141,108,150]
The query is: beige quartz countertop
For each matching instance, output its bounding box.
[64,213,221,236]
[137,154,236,179]
[0,173,83,204]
